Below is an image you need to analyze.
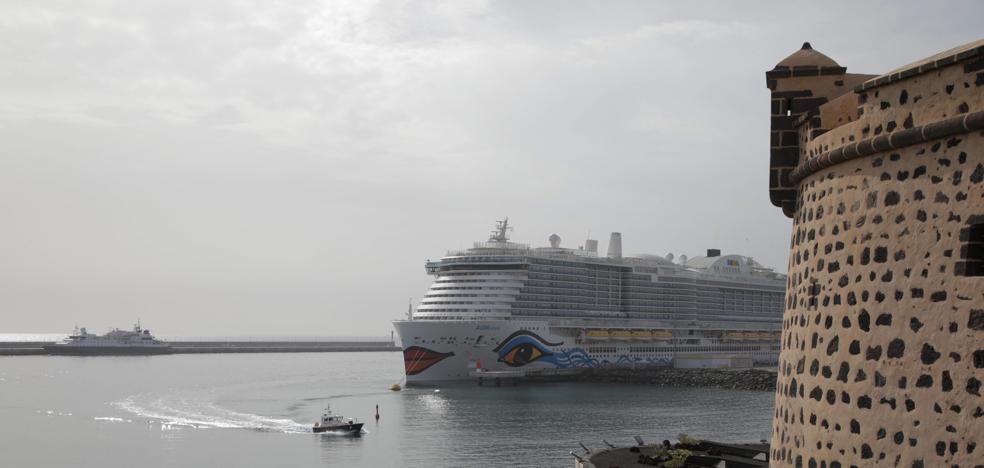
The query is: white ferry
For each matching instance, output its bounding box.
[392,220,785,383]
[43,323,172,355]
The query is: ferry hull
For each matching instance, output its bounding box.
[42,345,173,356]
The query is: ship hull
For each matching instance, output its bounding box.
[42,345,173,356]
[393,319,778,384]
[395,319,560,383]
[312,423,363,435]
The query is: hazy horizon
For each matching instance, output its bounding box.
[2,1,982,336]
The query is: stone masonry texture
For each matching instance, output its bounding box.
[766,39,984,468]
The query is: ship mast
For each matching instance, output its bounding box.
[489,217,512,242]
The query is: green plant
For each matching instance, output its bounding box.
[663,448,691,467]
[677,433,701,446]
[650,445,668,458]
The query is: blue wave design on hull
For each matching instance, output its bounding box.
[541,348,599,368]
[492,330,676,370]
[562,351,675,368]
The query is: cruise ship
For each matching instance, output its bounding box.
[43,323,172,355]
[392,220,786,383]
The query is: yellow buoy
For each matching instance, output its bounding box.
[389,383,402,391]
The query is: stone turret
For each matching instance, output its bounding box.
[766,39,984,468]
[766,43,877,217]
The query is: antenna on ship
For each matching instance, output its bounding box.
[489,217,512,242]
[407,298,413,321]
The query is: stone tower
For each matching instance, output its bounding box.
[766,39,984,467]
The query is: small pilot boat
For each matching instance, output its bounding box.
[312,405,363,435]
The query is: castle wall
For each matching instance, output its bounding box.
[768,40,984,468]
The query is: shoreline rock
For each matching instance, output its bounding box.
[565,367,778,391]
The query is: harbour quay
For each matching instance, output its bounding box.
[466,366,778,391]
[0,339,399,356]
[168,340,399,354]
[568,366,777,392]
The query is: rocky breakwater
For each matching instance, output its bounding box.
[573,367,777,391]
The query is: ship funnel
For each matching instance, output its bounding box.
[606,232,622,258]
[549,234,561,248]
[585,239,598,253]
[706,248,721,257]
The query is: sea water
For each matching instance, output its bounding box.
[0,352,774,467]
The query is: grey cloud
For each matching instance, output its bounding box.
[1,0,981,335]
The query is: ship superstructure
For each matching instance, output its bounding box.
[393,220,786,382]
[43,323,172,355]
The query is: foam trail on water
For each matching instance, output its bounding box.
[115,395,309,434]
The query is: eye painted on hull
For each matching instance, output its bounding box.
[493,330,562,367]
[499,342,548,367]
[492,330,563,352]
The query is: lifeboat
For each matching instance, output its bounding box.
[585,330,610,340]
[610,330,632,340]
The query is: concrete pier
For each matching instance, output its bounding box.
[463,366,777,391]
[470,369,525,386]
[0,340,399,356]
[0,342,48,355]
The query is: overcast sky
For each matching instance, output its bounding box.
[1,1,981,336]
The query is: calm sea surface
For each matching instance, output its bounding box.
[0,352,774,467]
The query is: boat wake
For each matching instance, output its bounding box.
[115,394,310,434]
[93,416,129,422]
